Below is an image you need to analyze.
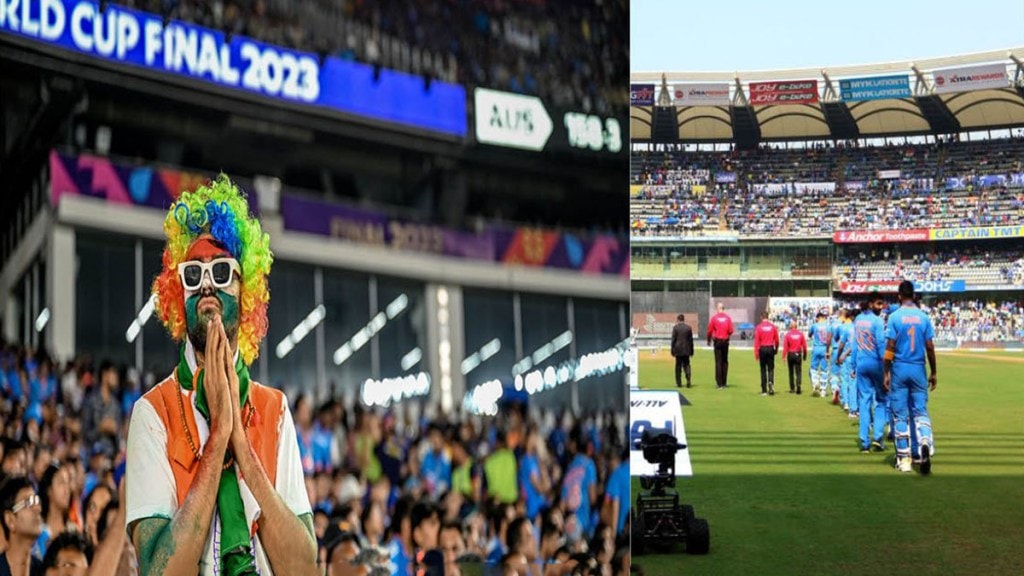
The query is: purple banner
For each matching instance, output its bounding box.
[48,150,627,275]
[281,195,494,260]
[281,195,628,276]
[715,172,737,183]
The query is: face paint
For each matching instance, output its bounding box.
[185,290,240,351]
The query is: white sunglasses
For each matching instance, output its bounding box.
[177,258,241,291]
[9,493,40,514]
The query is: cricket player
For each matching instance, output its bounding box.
[884,281,938,474]
[851,296,888,452]
[829,311,847,406]
[836,309,857,417]
[807,312,832,396]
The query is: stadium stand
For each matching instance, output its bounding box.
[835,248,1024,287]
[630,137,1024,238]
[0,338,631,574]
[630,54,1024,350]
[930,299,1024,343]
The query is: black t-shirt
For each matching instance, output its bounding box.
[0,552,44,576]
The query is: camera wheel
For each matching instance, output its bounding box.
[686,517,710,555]
[631,512,647,555]
[680,504,695,524]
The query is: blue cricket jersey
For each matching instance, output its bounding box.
[853,312,886,366]
[809,321,831,351]
[885,304,935,365]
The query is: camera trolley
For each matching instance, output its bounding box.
[631,428,710,555]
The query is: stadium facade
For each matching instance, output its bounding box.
[630,50,1024,349]
[1,1,630,414]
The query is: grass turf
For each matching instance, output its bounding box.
[630,348,1024,576]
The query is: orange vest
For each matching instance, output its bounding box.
[143,375,285,511]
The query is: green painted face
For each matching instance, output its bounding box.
[185,291,240,350]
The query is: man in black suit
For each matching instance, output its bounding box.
[671,314,695,388]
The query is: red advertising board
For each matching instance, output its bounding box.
[838,281,900,294]
[632,313,700,337]
[832,229,930,244]
[748,80,819,105]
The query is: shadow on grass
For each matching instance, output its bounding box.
[630,473,1024,576]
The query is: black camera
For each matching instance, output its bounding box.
[636,427,685,493]
[631,428,710,555]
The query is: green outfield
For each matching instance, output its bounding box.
[630,348,1024,576]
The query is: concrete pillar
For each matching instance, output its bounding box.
[47,225,76,363]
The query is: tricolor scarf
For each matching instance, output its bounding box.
[176,344,257,576]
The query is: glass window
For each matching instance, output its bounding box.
[519,293,571,373]
[462,289,516,390]
[571,298,626,412]
[75,232,135,367]
[323,269,372,402]
[376,277,426,378]
[518,293,572,409]
[142,239,179,379]
[265,261,318,398]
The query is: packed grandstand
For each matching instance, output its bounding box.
[630,50,1024,348]
[0,339,630,575]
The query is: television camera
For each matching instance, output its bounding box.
[631,427,710,555]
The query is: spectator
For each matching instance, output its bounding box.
[0,475,44,576]
[1,440,27,478]
[483,431,518,506]
[437,520,466,576]
[410,499,441,556]
[560,429,597,543]
[34,465,73,559]
[386,496,415,576]
[503,516,538,574]
[80,362,120,463]
[519,426,550,524]
[39,531,92,576]
[420,424,452,500]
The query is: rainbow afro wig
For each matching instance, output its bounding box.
[152,175,272,365]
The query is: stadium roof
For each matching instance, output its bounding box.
[631,48,1024,145]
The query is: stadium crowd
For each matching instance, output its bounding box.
[118,0,628,115]
[928,299,1024,343]
[835,248,1024,286]
[631,137,1024,237]
[768,300,830,333]
[0,339,630,575]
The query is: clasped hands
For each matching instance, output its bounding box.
[203,314,250,456]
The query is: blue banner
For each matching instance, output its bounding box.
[913,280,966,293]
[839,75,911,101]
[946,173,1024,189]
[1,0,466,136]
